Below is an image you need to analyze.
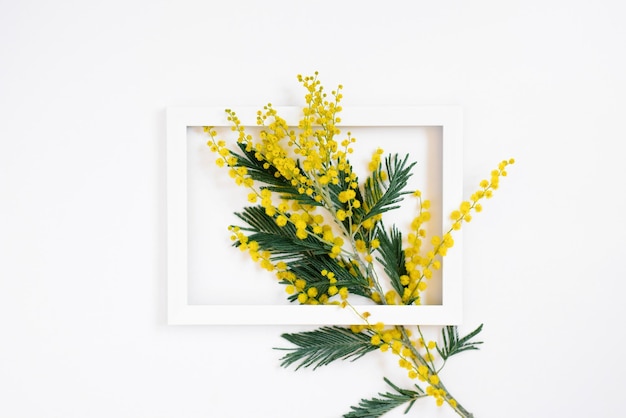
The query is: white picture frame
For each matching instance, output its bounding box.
[167,106,463,325]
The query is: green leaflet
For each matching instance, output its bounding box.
[282,256,371,302]
[343,378,426,418]
[436,324,484,361]
[233,205,372,301]
[277,326,377,370]
[363,154,416,221]
[373,224,407,297]
[231,142,321,207]
[233,205,329,260]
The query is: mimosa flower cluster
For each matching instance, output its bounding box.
[204,73,513,418]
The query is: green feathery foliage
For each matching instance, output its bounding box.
[343,378,426,418]
[278,326,377,370]
[233,206,329,260]
[231,142,321,207]
[436,324,484,361]
[373,224,407,297]
[363,154,415,221]
[282,256,371,302]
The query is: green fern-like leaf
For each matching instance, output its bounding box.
[234,206,373,303]
[363,154,416,221]
[230,142,321,207]
[233,206,329,260]
[344,378,426,418]
[436,324,484,361]
[374,224,407,297]
[283,255,371,301]
[277,326,377,370]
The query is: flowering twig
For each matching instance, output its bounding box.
[204,73,513,417]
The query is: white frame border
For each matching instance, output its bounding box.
[167,106,463,325]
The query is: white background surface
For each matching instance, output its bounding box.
[1,1,625,417]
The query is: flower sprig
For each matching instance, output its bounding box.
[204,73,514,417]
